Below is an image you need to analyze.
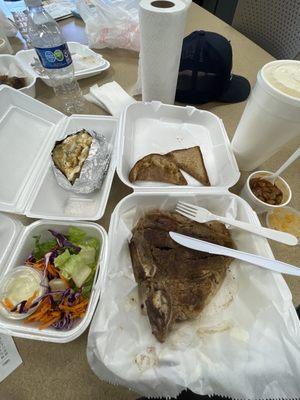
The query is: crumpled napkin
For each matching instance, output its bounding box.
[84,81,136,117]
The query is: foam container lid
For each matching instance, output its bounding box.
[0,86,118,221]
[117,101,240,191]
[15,42,110,86]
[0,216,108,342]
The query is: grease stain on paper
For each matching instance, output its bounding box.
[134,346,158,372]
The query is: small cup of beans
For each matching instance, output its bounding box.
[240,171,292,213]
[249,177,283,205]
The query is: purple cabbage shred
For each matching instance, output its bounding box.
[48,230,81,253]
[26,252,36,263]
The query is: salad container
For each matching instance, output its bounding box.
[0,86,117,221]
[0,214,107,343]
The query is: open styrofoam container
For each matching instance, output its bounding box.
[16,42,110,86]
[100,191,283,319]
[117,102,240,191]
[0,215,107,342]
[0,86,117,221]
[0,54,36,98]
[106,191,276,281]
[89,190,300,396]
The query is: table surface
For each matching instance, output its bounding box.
[2,3,300,400]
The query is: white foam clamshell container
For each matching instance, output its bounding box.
[88,102,300,393]
[16,42,110,86]
[117,102,240,190]
[0,214,108,342]
[0,86,117,221]
[104,97,273,303]
[0,96,241,343]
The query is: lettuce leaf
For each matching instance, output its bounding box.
[82,274,94,298]
[54,246,96,288]
[33,235,57,260]
[54,249,71,269]
[67,227,86,246]
[67,227,100,254]
[53,228,101,294]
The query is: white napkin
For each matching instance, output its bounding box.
[84,81,136,117]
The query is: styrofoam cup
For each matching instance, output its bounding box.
[231,60,300,171]
[240,170,292,214]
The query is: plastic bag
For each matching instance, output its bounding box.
[0,10,17,37]
[77,0,140,51]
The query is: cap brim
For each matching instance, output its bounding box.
[216,74,251,103]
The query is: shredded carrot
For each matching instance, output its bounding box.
[39,316,61,330]
[2,298,14,311]
[23,254,90,329]
[25,290,39,309]
[26,293,88,329]
[26,298,51,322]
[47,263,59,277]
[59,299,88,313]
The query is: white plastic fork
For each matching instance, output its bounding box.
[175,201,298,246]
[264,147,300,185]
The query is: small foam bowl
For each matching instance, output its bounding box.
[240,170,292,214]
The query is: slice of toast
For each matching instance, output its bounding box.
[168,146,210,186]
[129,154,187,185]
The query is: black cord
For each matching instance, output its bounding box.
[213,0,219,14]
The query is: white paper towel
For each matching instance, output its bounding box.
[139,0,189,104]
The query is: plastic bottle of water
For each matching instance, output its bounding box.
[25,0,84,114]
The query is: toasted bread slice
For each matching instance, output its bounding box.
[129,154,187,185]
[168,146,210,186]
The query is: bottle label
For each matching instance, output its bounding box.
[35,43,72,69]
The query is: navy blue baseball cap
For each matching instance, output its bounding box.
[176,30,251,104]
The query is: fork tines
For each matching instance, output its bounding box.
[175,201,197,219]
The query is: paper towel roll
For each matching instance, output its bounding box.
[139,0,189,104]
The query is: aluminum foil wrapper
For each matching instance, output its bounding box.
[51,129,111,194]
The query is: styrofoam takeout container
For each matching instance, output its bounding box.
[87,189,300,396]
[117,102,240,190]
[0,86,117,221]
[0,214,107,342]
[16,42,110,86]
[0,54,36,97]
[87,99,300,392]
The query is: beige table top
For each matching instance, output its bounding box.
[2,4,300,400]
